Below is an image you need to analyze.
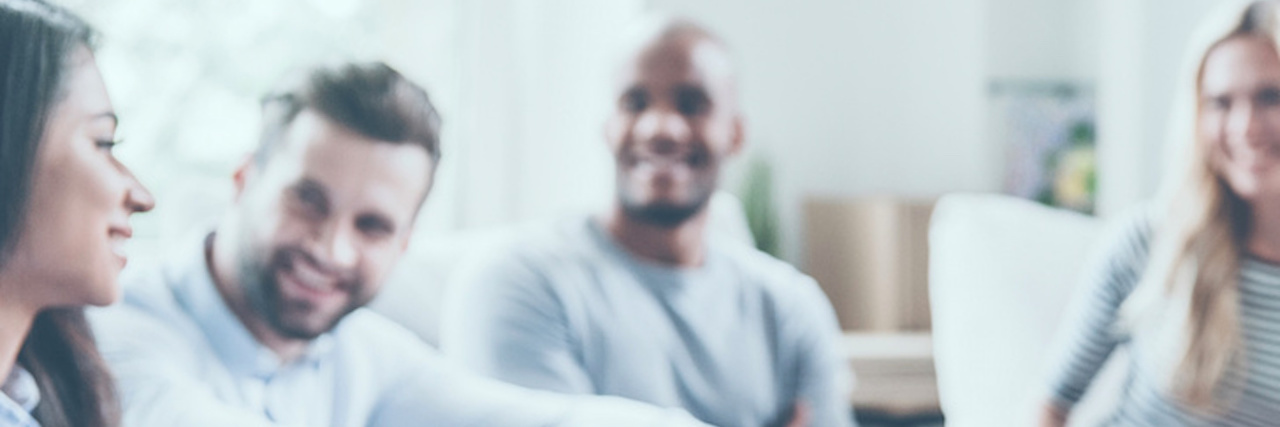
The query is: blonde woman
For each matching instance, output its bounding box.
[1042,0,1280,425]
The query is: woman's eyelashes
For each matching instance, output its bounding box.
[94,138,120,152]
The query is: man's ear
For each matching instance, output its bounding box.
[232,154,256,202]
[728,114,746,157]
[398,226,413,253]
[604,115,624,153]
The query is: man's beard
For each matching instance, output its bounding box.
[237,245,367,341]
[620,198,709,227]
[616,145,721,228]
[617,175,716,228]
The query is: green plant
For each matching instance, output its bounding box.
[740,154,781,257]
[1050,120,1096,214]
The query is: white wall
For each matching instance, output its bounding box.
[647,0,991,263]
[422,0,1113,265]
[986,0,1097,81]
[375,0,463,238]
[1094,0,1222,215]
[642,0,1221,264]
[449,0,640,229]
[315,0,644,246]
[74,0,1220,268]
[980,0,1222,217]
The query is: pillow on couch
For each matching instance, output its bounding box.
[929,193,1127,426]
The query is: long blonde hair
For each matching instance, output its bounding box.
[1122,0,1278,412]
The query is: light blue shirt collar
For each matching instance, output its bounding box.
[1,366,38,413]
[169,233,335,379]
[0,365,39,427]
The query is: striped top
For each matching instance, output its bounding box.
[1048,211,1280,425]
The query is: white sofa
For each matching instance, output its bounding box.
[928,193,1128,426]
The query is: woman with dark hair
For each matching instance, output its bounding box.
[0,1,154,426]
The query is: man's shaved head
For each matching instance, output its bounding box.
[613,17,739,110]
[605,16,745,227]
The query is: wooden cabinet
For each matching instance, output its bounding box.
[804,198,935,331]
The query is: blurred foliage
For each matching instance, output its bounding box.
[740,154,781,257]
[1035,120,1096,214]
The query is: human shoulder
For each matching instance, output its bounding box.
[120,258,186,311]
[1090,203,1160,274]
[93,259,197,341]
[715,241,831,312]
[718,241,816,288]
[488,216,603,266]
[98,233,220,333]
[455,216,608,290]
[329,308,453,392]
[89,268,206,370]
[333,308,438,356]
[713,242,844,373]
[1102,203,1157,247]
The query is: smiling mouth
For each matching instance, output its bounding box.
[107,226,132,266]
[636,155,686,169]
[275,252,348,301]
[629,149,711,169]
[287,261,338,293]
[1241,145,1280,169]
[633,156,694,183]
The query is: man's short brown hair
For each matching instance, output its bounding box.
[255,62,442,167]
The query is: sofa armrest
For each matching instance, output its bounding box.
[928,193,1114,426]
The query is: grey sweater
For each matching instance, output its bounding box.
[442,217,855,427]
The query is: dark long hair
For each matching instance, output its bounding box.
[0,1,120,426]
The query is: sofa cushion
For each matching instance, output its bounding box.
[929,193,1126,426]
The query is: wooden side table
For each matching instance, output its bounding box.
[844,332,940,417]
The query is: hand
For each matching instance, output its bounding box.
[1039,402,1068,427]
[785,401,809,427]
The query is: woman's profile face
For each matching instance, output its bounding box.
[3,47,153,308]
[1201,34,1280,201]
